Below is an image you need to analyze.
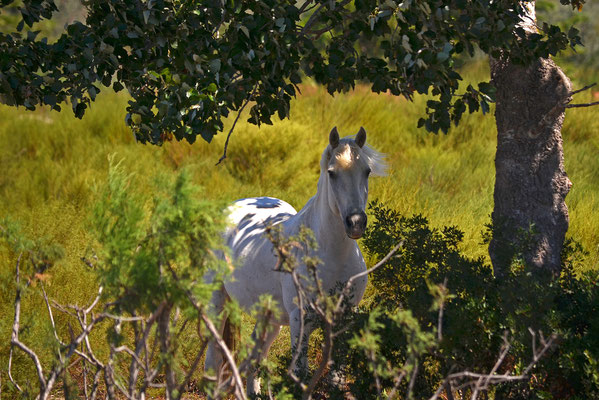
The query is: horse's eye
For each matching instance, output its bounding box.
[328,170,335,178]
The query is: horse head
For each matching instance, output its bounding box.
[324,126,383,239]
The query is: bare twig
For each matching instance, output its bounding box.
[7,253,24,394]
[302,323,333,400]
[569,82,596,96]
[471,333,511,399]
[82,344,89,400]
[98,313,145,322]
[298,0,316,14]
[430,329,556,400]
[177,335,209,395]
[136,302,168,396]
[386,369,408,400]
[41,283,67,350]
[113,345,145,367]
[280,265,314,391]
[444,381,456,400]
[9,251,114,400]
[287,271,307,388]
[10,253,47,393]
[127,320,142,398]
[216,84,258,165]
[406,359,419,399]
[369,349,383,398]
[523,330,556,375]
[85,286,104,314]
[336,241,403,311]
[7,347,23,394]
[89,367,103,400]
[565,101,599,108]
[201,312,248,400]
[565,82,599,108]
[265,226,309,388]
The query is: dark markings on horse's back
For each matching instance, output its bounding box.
[250,197,283,209]
[236,213,258,235]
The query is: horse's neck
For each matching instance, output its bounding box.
[293,178,353,253]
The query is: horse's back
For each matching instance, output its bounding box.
[223,197,297,317]
[225,197,297,255]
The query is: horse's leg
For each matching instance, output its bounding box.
[204,285,228,377]
[289,307,316,380]
[246,323,281,396]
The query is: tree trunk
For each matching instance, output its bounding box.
[489,53,572,276]
[489,1,573,276]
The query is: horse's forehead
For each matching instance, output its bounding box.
[332,144,362,170]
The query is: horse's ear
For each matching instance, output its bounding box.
[355,127,366,148]
[329,127,340,149]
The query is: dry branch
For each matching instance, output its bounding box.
[216,85,257,166]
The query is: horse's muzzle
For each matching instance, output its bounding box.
[345,211,367,239]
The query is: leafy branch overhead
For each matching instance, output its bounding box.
[0,0,585,144]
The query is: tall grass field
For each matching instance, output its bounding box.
[1,61,598,394]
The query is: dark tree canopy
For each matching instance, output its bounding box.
[0,0,585,145]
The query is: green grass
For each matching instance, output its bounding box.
[1,60,598,393]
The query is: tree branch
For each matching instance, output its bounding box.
[565,101,599,108]
[7,347,23,394]
[10,253,47,393]
[430,329,556,399]
[216,84,257,165]
[335,241,403,311]
[565,82,599,108]
[569,82,596,96]
[300,0,352,38]
[299,3,326,35]
[298,0,316,15]
[302,323,333,400]
[201,312,248,400]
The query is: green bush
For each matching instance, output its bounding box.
[320,201,599,399]
[2,160,237,399]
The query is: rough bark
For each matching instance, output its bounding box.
[489,56,572,276]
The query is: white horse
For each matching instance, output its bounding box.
[205,127,386,395]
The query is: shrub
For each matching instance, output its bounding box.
[325,200,599,399]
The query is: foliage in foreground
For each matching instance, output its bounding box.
[2,161,243,399]
[3,170,599,399]
[325,201,599,399]
[250,201,598,399]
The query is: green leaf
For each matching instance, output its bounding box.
[206,83,217,93]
